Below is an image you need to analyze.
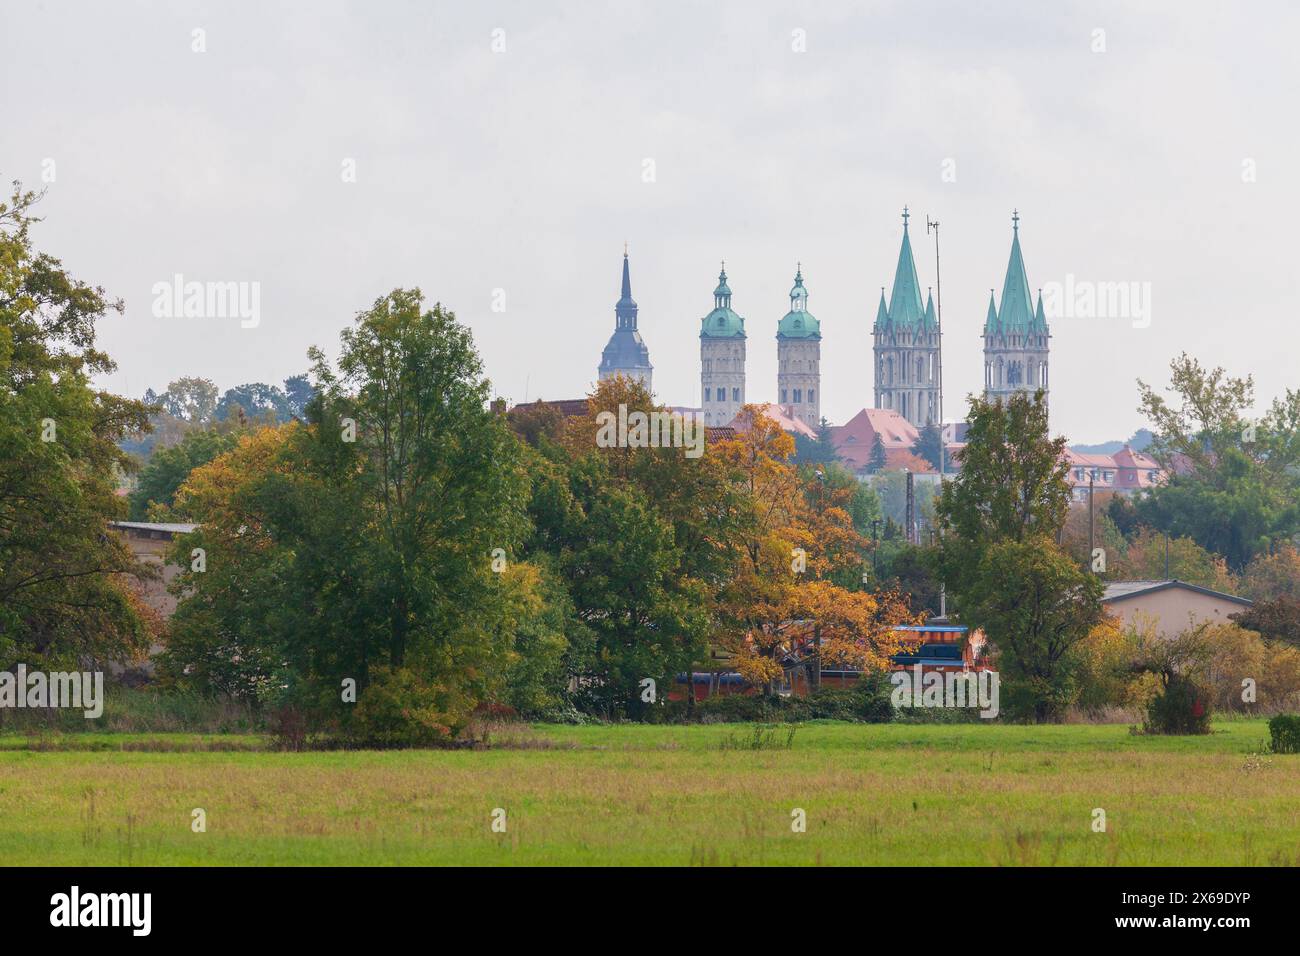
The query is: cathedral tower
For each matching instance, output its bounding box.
[776,266,821,430]
[873,208,940,427]
[700,263,746,427]
[983,211,1050,409]
[598,249,653,392]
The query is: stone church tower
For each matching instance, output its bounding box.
[873,209,940,428]
[983,212,1049,409]
[776,266,821,430]
[699,264,746,427]
[598,250,653,392]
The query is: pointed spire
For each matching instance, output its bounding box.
[924,288,936,329]
[887,208,926,329]
[874,287,889,330]
[983,289,999,335]
[1034,288,1048,333]
[616,248,637,328]
[997,211,1034,333]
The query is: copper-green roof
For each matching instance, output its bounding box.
[880,210,935,332]
[983,289,999,334]
[990,213,1048,336]
[997,216,1035,333]
[777,268,819,338]
[701,264,745,338]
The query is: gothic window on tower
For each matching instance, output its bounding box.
[781,388,788,403]
[731,388,739,402]
[793,388,802,403]
[809,389,815,404]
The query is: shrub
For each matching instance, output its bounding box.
[347,667,472,748]
[681,675,894,724]
[1198,622,1300,714]
[1144,674,1212,735]
[1269,715,1300,754]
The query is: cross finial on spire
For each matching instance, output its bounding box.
[902,206,910,229]
[1012,208,1020,231]
[624,240,628,257]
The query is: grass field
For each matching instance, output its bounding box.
[1,720,1297,865]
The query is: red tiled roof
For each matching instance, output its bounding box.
[730,403,819,440]
[1064,444,1164,490]
[829,408,920,472]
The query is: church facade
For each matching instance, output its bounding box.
[872,209,940,429]
[983,212,1050,408]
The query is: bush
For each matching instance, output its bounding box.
[1269,714,1300,754]
[347,667,472,748]
[672,674,894,724]
[1144,675,1212,735]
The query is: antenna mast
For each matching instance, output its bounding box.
[927,215,945,475]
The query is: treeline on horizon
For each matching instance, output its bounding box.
[6,181,1300,744]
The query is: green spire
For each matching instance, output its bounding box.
[923,289,937,331]
[777,264,819,339]
[885,207,926,329]
[874,288,888,330]
[997,210,1035,333]
[983,289,999,334]
[1033,289,1048,333]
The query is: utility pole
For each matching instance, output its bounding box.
[812,468,826,692]
[872,518,881,577]
[926,215,948,623]
[1088,472,1095,573]
[905,469,916,545]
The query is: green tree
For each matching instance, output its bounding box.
[0,183,154,667]
[867,433,887,474]
[216,382,288,423]
[911,423,944,471]
[793,419,840,465]
[158,376,218,424]
[1135,354,1300,569]
[934,391,1097,720]
[128,424,245,519]
[967,536,1103,721]
[164,290,539,741]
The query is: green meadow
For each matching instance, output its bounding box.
[1,721,1296,866]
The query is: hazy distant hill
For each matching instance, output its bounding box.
[1070,429,1155,455]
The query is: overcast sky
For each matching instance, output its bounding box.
[3,0,1296,443]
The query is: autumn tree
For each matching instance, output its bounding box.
[1239,543,1300,603]
[711,407,917,692]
